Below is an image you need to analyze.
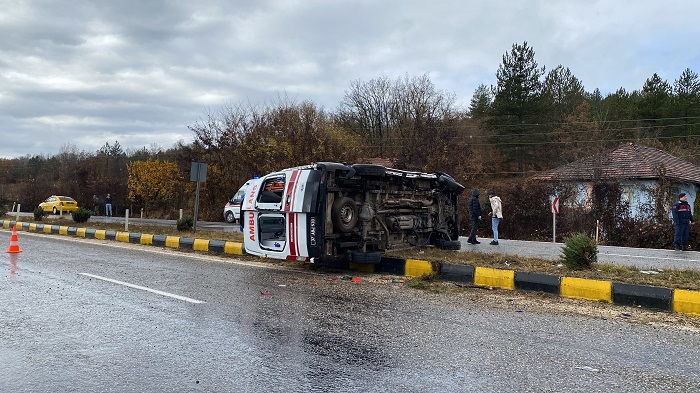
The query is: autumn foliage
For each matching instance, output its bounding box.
[127,159,185,215]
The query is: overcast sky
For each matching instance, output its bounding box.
[1,1,699,158]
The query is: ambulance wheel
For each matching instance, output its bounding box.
[332,197,358,233]
[436,172,465,194]
[434,238,461,250]
[225,211,236,223]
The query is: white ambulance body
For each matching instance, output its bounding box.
[241,162,464,264]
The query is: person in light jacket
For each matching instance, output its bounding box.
[105,193,113,216]
[488,191,503,245]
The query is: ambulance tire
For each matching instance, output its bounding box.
[352,164,386,177]
[225,211,236,223]
[332,197,358,233]
[434,238,461,250]
[350,250,382,264]
[436,172,465,194]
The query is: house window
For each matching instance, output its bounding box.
[621,185,634,207]
[579,183,593,210]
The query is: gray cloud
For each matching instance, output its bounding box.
[1,0,698,157]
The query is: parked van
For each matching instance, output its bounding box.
[223,181,251,223]
[240,162,464,264]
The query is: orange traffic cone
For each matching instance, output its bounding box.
[6,224,22,253]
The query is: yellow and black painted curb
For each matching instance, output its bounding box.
[437,261,700,318]
[355,256,700,318]
[4,219,700,317]
[339,256,700,318]
[2,220,245,255]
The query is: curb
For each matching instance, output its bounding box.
[1,220,245,256]
[434,261,696,317]
[4,219,699,318]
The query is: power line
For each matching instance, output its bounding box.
[353,134,700,148]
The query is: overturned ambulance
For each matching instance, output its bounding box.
[240,162,465,264]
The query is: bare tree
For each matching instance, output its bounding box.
[336,73,461,169]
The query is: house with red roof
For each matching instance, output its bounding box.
[531,143,700,219]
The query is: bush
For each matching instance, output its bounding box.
[71,208,92,223]
[560,233,597,270]
[177,216,194,231]
[33,207,45,221]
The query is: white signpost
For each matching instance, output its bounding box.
[551,196,559,243]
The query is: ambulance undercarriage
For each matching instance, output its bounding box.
[241,162,464,264]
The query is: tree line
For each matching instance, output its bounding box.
[1,41,699,242]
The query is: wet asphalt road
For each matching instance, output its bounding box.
[1,234,700,392]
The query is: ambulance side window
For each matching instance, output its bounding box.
[257,176,285,205]
[258,213,286,251]
[231,187,246,204]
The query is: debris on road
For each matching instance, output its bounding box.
[574,366,600,373]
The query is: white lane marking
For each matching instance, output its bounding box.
[79,273,205,304]
[603,253,700,263]
[20,230,303,273]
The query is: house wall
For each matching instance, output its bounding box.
[568,181,697,220]
[620,179,656,219]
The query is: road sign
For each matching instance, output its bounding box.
[551,196,559,214]
[190,162,208,232]
[190,162,208,182]
[550,196,559,243]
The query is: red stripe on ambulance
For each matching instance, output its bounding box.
[288,213,298,257]
[284,170,300,212]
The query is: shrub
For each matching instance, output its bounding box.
[177,216,194,231]
[71,208,92,223]
[33,207,45,221]
[560,233,597,270]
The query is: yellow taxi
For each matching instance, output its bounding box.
[39,195,80,215]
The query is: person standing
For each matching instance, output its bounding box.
[92,194,99,215]
[672,193,694,251]
[467,189,482,244]
[488,191,503,245]
[105,193,113,217]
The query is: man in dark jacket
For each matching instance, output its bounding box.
[467,189,482,244]
[672,193,694,251]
